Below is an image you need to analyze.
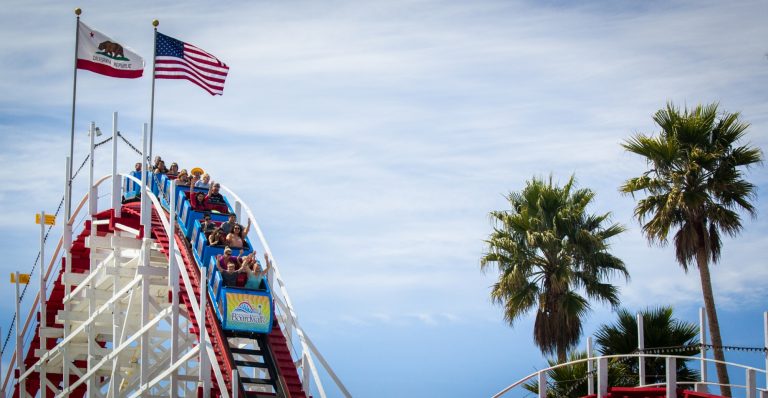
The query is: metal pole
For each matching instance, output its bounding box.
[111,112,121,217]
[537,370,546,398]
[700,307,708,390]
[39,212,47,398]
[140,123,149,235]
[232,371,239,398]
[587,336,594,395]
[68,8,81,219]
[638,312,645,386]
[148,22,158,164]
[763,311,767,391]
[62,157,72,393]
[89,122,96,238]
[15,272,24,396]
[169,180,179,395]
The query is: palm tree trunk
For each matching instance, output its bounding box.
[697,252,731,397]
[557,345,567,364]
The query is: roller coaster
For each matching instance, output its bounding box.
[0,119,352,397]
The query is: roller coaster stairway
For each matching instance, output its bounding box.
[14,200,307,398]
[15,210,117,398]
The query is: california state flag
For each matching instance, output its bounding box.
[76,21,144,79]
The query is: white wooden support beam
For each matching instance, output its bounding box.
[701,307,708,389]
[127,345,200,398]
[169,178,180,397]
[746,368,756,398]
[140,239,151,389]
[597,357,608,398]
[199,265,210,398]
[54,306,172,398]
[587,336,594,395]
[666,357,676,398]
[20,276,142,382]
[638,312,645,386]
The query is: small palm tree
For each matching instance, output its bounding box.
[596,306,699,385]
[523,351,635,397]
[620,103,763,397]
[481,175,628,362]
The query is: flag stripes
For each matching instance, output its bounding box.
[154,32,229,95]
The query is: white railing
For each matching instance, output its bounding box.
[1,164,349,398]
[221,185,353,398]
[0,175,107,397]
[491,353,767,398]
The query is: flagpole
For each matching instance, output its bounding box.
[148,19,159,168]
[67,7,81,220]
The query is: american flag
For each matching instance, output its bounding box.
[154,32,229,96]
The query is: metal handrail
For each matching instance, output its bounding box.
[0,175,105,396]
[491,352,767,398]
[221,184,352,398]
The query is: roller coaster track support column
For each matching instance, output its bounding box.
[169,179,180,395]
[638,312,645,386]
[199,266,211,398]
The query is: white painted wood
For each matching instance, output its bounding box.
[597,357,608,398]
[666,357,676,398]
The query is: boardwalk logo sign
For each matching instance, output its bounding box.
[225,292,271,333]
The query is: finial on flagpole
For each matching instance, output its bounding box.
[74,8,82,16]
[152,19,159,27]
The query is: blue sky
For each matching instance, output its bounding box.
[1,0,767,397]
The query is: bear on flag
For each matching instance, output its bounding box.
[76,21,144,79]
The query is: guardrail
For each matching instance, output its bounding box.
[491,353,767,398]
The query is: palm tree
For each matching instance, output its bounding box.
[596,306,699,385]
[481,175,629,362]
[620,103,763,397]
